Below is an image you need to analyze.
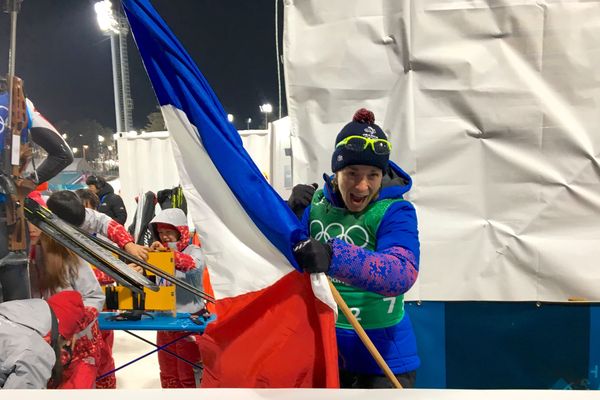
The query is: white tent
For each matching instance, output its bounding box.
[117,124,293,227]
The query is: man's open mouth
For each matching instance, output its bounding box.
[349,193,368,206]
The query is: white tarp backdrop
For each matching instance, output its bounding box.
[267,117,294,200]
[240,129,271,180]
[239,121,293,199]
[118,128,290,226]
[117,131,182,228]
[284,0,600,302]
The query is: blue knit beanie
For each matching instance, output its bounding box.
[331,108,389,172]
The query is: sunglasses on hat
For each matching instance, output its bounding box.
[336,135,392,155]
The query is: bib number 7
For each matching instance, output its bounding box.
[383,297,396,313]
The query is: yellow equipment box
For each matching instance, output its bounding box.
[103,251,176,311]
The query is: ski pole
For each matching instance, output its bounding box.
[328,279,403,389]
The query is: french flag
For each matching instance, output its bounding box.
[122,0,339,388]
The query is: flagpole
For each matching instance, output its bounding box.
[327,280,403,389]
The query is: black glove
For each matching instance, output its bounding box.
[293,238,332,274]
[287,183,318,219]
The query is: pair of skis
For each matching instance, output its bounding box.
[24,197,214,303]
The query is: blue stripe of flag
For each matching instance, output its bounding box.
[122,0,306,269]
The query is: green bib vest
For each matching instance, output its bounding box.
[309,189,405,329]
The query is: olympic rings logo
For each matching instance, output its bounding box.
[310,220,369,248]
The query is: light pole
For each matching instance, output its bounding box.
[246,117,252,130]
[259,103,272,129]
[227,113,234,125]
[95,1,121,134]
[98,135,105,156]
[106,145,115,172]
[82,145,89,161]
[97,135,106,169]
[95,1,132,134]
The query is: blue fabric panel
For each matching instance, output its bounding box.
[406,301,446,388]
[444,302,589,389]
[589,306,600,389]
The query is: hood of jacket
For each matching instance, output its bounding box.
[96,182,115,199]
[149,208,190,252]
[321,160,412,208]
[0,299,51,336]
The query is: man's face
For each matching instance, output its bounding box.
[157,226,180,243]
[87,184,98,194]
[336,165,383,213]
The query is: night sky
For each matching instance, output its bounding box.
[0,0,283,135]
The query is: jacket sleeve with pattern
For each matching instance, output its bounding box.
[80,209,134,248]
[174,244,204,272]
[327,201,420,297]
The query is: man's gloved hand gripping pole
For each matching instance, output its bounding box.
[292,235,403,389]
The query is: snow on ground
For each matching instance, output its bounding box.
[112,330,161,389]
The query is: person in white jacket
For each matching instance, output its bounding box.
[0,291,86,389]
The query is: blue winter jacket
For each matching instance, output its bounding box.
[301,161,420,375]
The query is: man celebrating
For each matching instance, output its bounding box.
[291,108,420,388]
